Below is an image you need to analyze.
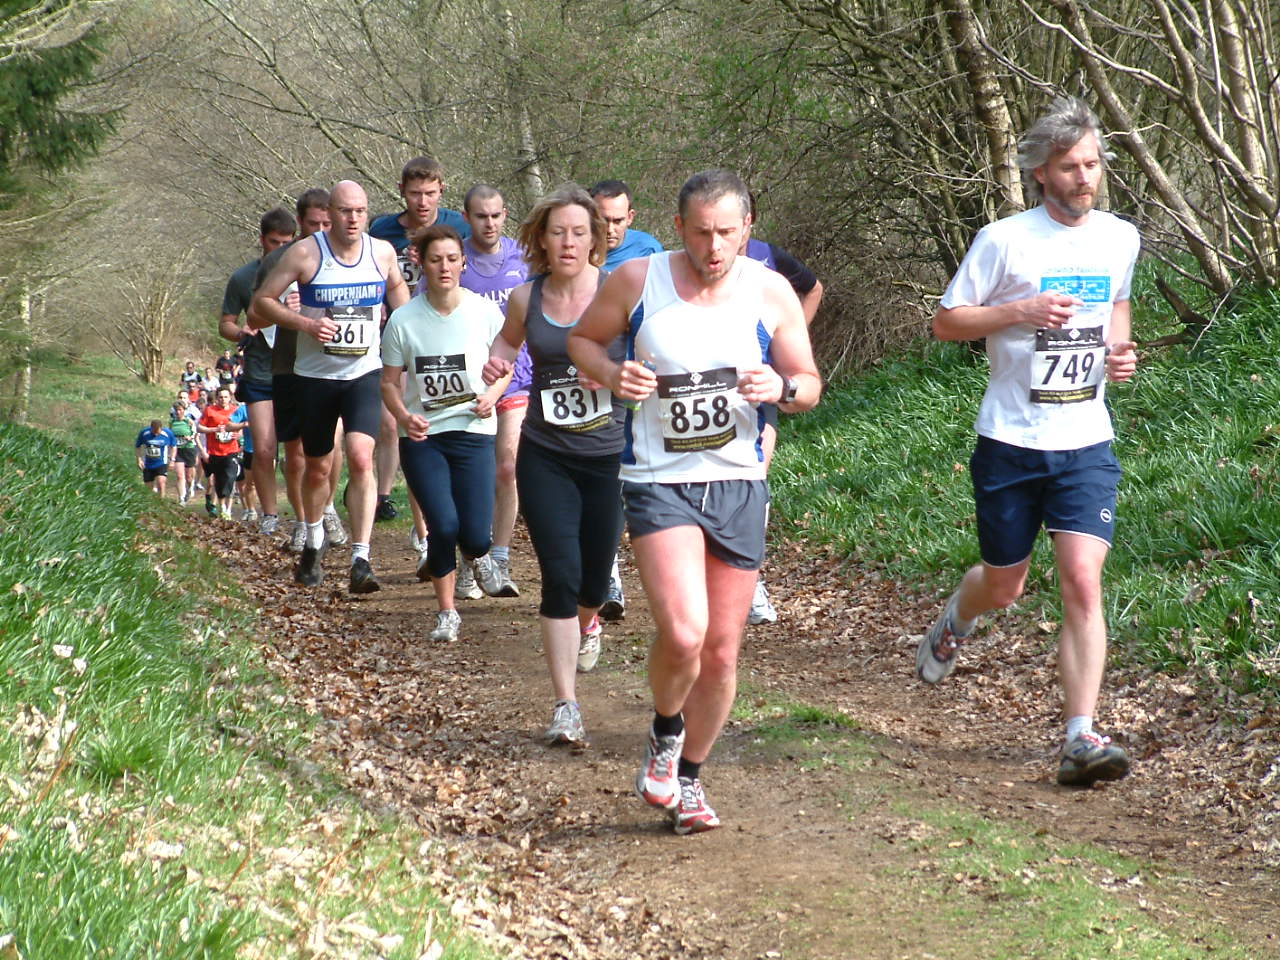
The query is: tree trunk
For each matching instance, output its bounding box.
[494,2,544,208]
[12,281,32,425]
[943,0,1023,218]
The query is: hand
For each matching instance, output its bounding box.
[402,413,430,442]
[285,291,301,312]
[307,314,338,344]
[482,356,513,386]
[1022,292,1080,329]
[737,366,784,404]
[613,360,657,402]
[1106,341,1137,382]
[473,395,495,419]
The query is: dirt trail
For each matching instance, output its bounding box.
[210,518,1280,960]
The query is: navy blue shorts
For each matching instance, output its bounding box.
[236,378,272,404]
[970,436,1120,567]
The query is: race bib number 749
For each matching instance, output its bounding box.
[1030,325,1105,404]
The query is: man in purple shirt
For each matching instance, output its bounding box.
[460,184,530,597]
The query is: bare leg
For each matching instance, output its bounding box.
[494,404,526,548]
[343,431,377,547]
[248,401,277,515]
[1053,533,1110,719]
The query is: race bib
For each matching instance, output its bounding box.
[657,366,738,453]
[397,252,422,292]
[1030,325,1105,404]
[216,430,233,443]
[144,443,164,459]
[325,306,376,357]
[414,354,475,413]
[538,363,612,432]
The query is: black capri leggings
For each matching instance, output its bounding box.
[206,454,239,500]
[515,435,624,620]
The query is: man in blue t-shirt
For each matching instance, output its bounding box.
[368,155,472,524]
[135,419,177,497]
[590,180,663,270]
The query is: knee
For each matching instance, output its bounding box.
[984,572,1027,610]
[346,448,375,475]
[496,457,517,487]
[1058,565,1102,614]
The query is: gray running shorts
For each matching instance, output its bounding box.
[622,478,770,570]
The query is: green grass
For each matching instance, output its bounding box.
[773,278,1280,691]
[0,409,494,955]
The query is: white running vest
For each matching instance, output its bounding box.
[620,252,774,484]
[295,232,387,381]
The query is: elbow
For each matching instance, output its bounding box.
[931,309,958,341]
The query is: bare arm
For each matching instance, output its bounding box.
[380,363,429,442]
[1105,299,1136,382]
[738,271,822,412]
[252,240,335,342]
[933,292,1082,341]
[376,240,411,312]
[482,283,529,384]
[799,277,823,326]
[219,313,244,342]
[567,260,656,402]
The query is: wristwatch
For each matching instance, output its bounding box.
[781,376,799,405]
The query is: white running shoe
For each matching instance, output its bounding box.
[430,609,461,642]
[545,700,585,744]
[259,514,279,537]
[241,508,259,523]
[493,555,520,597]
[635,726,684,810]
[322,509,348,546]
[746,579,778,625]
[470,553,504,597]
[577,615,602,673]
[672,776,720,835]
[287,520,306,553]
[455,562,483,600]
[916,592,967,684]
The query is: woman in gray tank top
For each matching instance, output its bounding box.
[482,185,627,747]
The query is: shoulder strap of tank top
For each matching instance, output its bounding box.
[525,274,546,328]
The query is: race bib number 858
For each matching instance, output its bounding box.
[658,366,738,452]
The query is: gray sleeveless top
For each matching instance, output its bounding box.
[521,274,625,457]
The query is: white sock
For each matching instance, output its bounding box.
[491,545,509,563]
[609,556,621,581]
[1065,715,1093,743]
[948,593,978,637]
[324,504,338,517]
[351,542,370,562]
[305,521,325,549]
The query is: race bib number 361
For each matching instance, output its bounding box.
[325,306,375,357]
[1030,325,1105,404]
[658,366,738,453]
[414,354,475,413]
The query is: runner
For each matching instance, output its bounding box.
[253,180,410,593]
[197,386,245,518]
[569,169,821,833]
[220,206,296,536]
[369,155,472,525]
[179,360,201,393]
[382,225,509,641]
[135,419,176,497]
[230,399,258,522]
[249,188,348,553]
[168,399,198,503]
[587,179,666,622]
[917,97,1140,788]
[740,195,825,625]
[460,183,530,597]
[483,184,625,746]
[215,350,238,388]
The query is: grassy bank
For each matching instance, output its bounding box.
[772,280,1280,691]
[0,417,491,956]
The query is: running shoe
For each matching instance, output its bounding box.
[205,496,216,517]
[746,579,778,625]
[415,546,431,583]
[577,615,602,673]
[375,496,397,521]
[286,520,306,554]
[470,553,504,597]
[430,608,461,642]
[672,776,720,835]
[545,700,585,745]
[259,514,279,537]
[295,542,327,587]
[242,508,259,524]
[493,555,520,597]
[600,574,625,622]
[455,562,483,600]
[322,509,348,546]
[349,557,381,594]
[1057,731,1131,787]
[194,482,205,492]
[916,592,965,685]
[635,726,684,810]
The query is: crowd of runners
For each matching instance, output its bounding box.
[133,96,1141,833]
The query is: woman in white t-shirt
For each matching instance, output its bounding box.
[381,225,511,642]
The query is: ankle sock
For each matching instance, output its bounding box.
[305,521,325,549]
[677,757,700,782]
[1066,715,1093,743]
[491,545,509,564]
[351,542,370,562]
[652,710,684,738]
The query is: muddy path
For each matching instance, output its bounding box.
[205,516,1280,959]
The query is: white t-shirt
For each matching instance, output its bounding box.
[940,205,1140,451]
[381,289,505,437]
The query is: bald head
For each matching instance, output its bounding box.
[328,179,369,246]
